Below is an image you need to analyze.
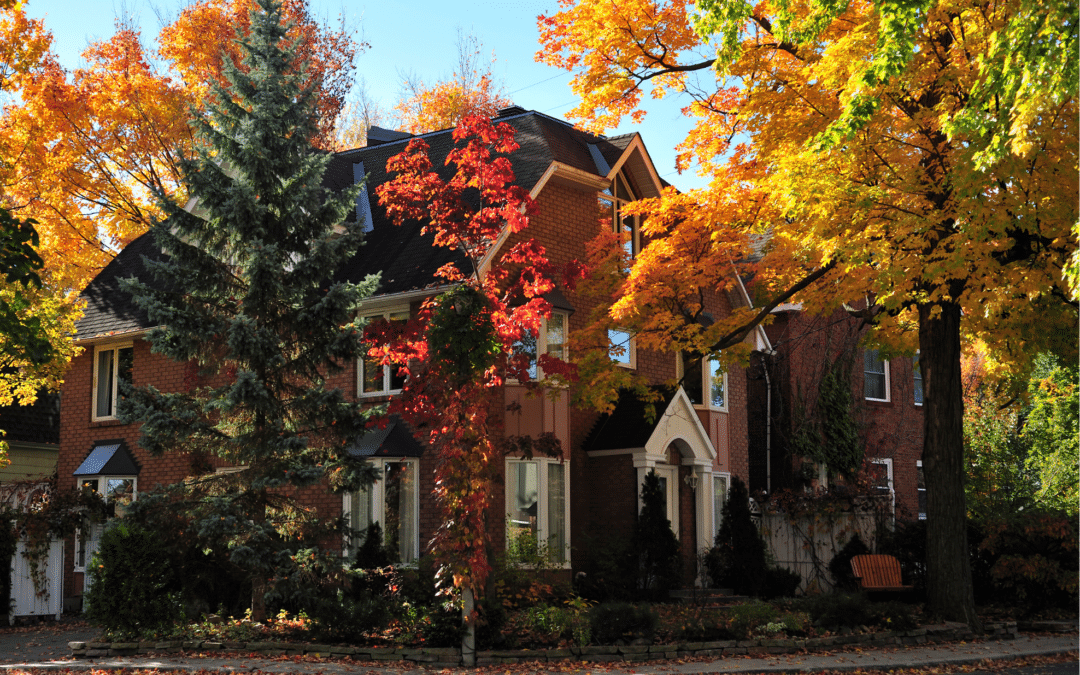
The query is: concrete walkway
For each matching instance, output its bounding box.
[0,631,1075,673]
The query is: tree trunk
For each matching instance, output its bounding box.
[918,299,981,631]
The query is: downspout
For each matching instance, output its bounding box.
[763,355,772,494]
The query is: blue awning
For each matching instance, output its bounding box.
[73,441,139,476]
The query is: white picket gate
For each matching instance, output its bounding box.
[8,538,64,623]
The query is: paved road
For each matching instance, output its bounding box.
[0,623,1074,673]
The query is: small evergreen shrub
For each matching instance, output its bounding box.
[85,522,183,636]
[728,601,780,639]
[632,471,682,599]
[705,476,766,595]
[572,533,636,602]
[589,602,659,643]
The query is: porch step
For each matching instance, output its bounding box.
[668,588,750,605]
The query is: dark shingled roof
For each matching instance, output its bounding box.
[75,111,630,341]
[75,232,167,341]
[347,417,425,458]
[0,391,60,445]
[583,387,676,452]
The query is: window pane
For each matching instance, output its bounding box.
[384,461,417,563]
[708,357,726,408]
[388,313,409,391]
[546,314,565,360]
[608,329,632,365]
[80,479,99,493]
[117,347,133,403]
[546,463,566,562]
[350,483,374,534]
[913,354,923,405]
[864,350,887,399]
[917,464,927,519]
[682,353,703,405]
[96,349,114,418]
[507,462,539,553]
[713,475,728,537]
[105,478,134,504]
[512,332,538,380]
[361,354,384,393]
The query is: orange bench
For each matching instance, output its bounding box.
[850,554,913,592]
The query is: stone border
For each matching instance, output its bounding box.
[68,622,1018,667]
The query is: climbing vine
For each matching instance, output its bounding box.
[0,477,107,604]
[790,352,864,480]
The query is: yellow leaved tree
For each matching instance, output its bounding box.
[538,0,1077,627]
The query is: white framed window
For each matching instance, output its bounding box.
[864,350,890,402]
[92,343,133,421]
[598,169,642,262]
[505,458,570,565]
[678,352,728,411]
[511,311,568,381]
[74,476,137,572]
[913,352,923,406]
[344,458,419,564]
[917,460,927,520]
[359,309,410,397]
[712,472,731,538]
[868,458,895,512]
[608,328,636,368]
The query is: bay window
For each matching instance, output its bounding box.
[345,458,419,564]
[505,458,569,565]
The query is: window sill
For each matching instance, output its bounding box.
[90,419,125,427]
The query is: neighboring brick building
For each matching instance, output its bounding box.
[750,307,925,520]
[58,107,768,605]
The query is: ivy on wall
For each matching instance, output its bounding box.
[790,352,864,480]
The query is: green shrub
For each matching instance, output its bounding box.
[728,601,780,639]
[868,600,919,630]
[572,533,636,602]
[827,534,870,591]
[763,566,802,599]
[85,522,183,636]
[979,511,1079,611]
[589,602,659,644]
[706,476,766,595]
[795,592,872,629]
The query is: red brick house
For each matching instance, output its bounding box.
[749,306,926,520]
[58,107,767,605]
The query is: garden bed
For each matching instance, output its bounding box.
[68,621,1019,666]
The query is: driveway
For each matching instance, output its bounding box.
[0,619,100,664]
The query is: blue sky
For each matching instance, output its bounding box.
[26,0,708,191]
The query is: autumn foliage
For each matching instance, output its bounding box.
[374,116,581,606]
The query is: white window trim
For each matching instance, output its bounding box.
[91,342,133,422]
[342,457,421,563]
[637,465,679,537]
[864,350,891,402]
[74,476,138,572]
[608,328,636,369]
[358,308,409,398]
[869,457,895,511]
[504,457,571,568]
[676,353,729,412]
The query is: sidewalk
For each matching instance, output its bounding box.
[0,632,1075,673]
